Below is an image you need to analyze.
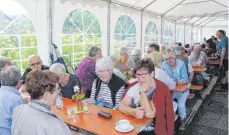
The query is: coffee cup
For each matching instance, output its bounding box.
[116,119,130,130]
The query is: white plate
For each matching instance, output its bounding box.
[115,125,134,133]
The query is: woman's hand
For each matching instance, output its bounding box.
[133,107,145,119]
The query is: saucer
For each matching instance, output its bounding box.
[115,125,134,133]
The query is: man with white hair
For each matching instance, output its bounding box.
[21,55,49,84]
[0,66,23,135]
[131,48,142,63]
[90,57,126,109]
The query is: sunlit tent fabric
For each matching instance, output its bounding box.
[0,0,227,73]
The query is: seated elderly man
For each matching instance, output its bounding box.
[118,47,135,72]
[0,66,23,135]
[131,48,142,63]
[161,47,189,124]
[0,56,13,87]
[90,57,126,109]
[119,58,174,135]
[50,63,81,99]
[21,55,49,84]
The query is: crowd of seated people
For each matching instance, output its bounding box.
[0,29,227,135]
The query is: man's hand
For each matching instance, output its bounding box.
[133,107,144,119]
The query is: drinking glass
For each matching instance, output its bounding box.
[83,102,89,113]
[67,107,75,118]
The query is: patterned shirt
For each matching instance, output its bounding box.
[90,80,125,109]
[75,57,97,95]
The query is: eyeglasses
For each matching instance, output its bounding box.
[96,69,110,75]
[30,61,41,67]
[165,57,174,61]
[135,72,149,78]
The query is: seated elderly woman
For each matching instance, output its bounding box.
[75,47,102,98]
[90,57,126,109]
[161,47,189,124]
[131,48,142,63]
[118,47,135,72]
[11,70,82,135]
[50,63,81,99]
[119,58,174,135]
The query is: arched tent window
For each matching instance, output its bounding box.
[114,15,136,55]
[144,21,158,52]
[0,0,37,73]
[163,23,173,46]
[62,9,102,68]
[176,27,183,44]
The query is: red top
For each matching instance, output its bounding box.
[153,80,174,135]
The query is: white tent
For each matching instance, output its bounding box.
[0,0,228,72]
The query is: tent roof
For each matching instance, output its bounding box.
[61,0,228,26]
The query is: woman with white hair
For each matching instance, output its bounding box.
[90,57,126,109]
[50,63,81,99]
[161,47,189,124]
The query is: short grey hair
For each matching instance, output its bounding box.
[193,45,201,53]
[96,57,113,70]
[120,47,129,54]
[1,66,21,87]
[109,55,118,63]
[164,47,176,58]
[131,48,142,56]
[88,46,101,57]
[0,56,13,71]
[50,63,66,76]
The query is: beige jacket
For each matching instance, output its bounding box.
[11,101,72,135]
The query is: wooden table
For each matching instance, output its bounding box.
[192,67,207,72]
[52,98,152,135]
[207,57,218,60]
[171,84,190,92]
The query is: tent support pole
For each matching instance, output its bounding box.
[107,0,111,56]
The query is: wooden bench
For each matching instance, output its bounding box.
[189,85,204,100]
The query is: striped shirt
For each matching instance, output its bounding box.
[90,80,125,109]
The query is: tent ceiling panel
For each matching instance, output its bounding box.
[194,16,209,24]
[182,0,210,4]
[167,1,227,17]
[204,20,228,26]
[146,0,179,14]
[188,17,201,23]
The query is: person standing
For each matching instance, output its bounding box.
[216,30,228,89]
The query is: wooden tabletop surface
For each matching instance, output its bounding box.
[192,67,207,72]
[171,84,190,92]
[52,98,152,135]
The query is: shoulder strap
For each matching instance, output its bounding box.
[94,77,102,101]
